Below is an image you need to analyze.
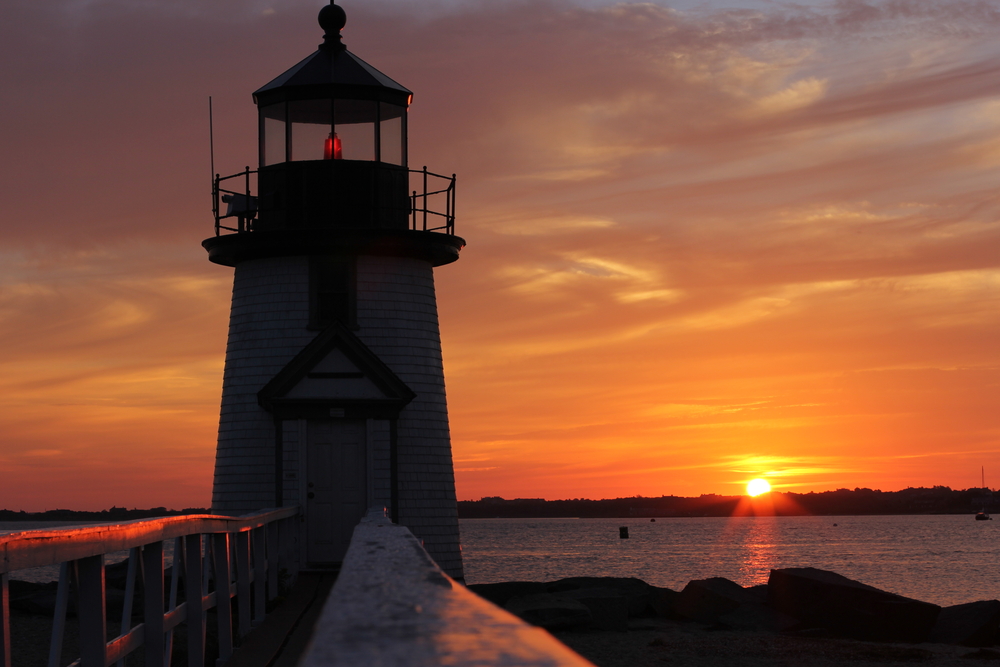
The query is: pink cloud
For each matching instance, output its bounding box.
[0,0,998,507]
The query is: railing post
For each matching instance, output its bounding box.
[48,563,71,667]
[235,531,252,639]
[252,528,266,624]
[185,535,206,667]
[450,174,456,234]
[282,517,300,585]
[411,190,417,231]
[214,174,221,236]
[213,533,234,665]
[143,542,165,667]
[241,166,251,233]
[266,523,279,602]
[0,573,10,667]
[422,166,428,231]
[77,555,106,667]
[115,548,139,667]
[164,536,182,666]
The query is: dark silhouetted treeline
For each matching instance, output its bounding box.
[458,486,996,518]
[0,507,211,522]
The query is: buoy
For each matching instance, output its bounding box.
[619,526,629,539]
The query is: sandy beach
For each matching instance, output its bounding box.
[553,618,997,667]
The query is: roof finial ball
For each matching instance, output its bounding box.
[318,2,347,52]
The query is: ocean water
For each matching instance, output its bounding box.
[459,514,999,607]
[6,515,995,606]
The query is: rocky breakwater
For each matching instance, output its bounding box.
[469,567,1000,648]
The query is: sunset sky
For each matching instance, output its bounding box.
[1,0,999,511]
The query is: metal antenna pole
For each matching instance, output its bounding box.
[209,96,216,210]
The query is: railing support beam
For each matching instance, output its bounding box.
[252,528,266,625]
[77,555,106,667]
[0,573,11,667]
[266,523,279,602]
[213,533,234,665]
[235,531,252,638]
[48,563,71,667]
[185,535,206,667]
[143,542,165,667]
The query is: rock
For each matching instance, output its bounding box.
[10,584,130,620]
[557,588,629,631]
[10,589,74,616]
[468,581,548,607]
[961,648,1000,660]
[767,567,940,642]
[7,579,49,598]
[9,579,68,616]
[505,593,592,631]
[675,577,756,624]
[717,603,800,632]
[547,577,653,616]
[745,584,769,604]
[929,600,1000,647]
[104,558,133,589]
[104,588,130,621]
[649,586,680,618]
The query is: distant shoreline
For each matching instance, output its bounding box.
[2,485,992,522]
[459,487,995,519]
[0,507,210,523]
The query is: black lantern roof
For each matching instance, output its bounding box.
[253,3,412,108]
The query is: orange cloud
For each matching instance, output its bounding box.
[0,0,998,509]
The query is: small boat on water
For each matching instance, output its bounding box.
[976,467,992,521]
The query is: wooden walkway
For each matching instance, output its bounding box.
[228,573,337,667]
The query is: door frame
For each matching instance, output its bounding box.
[297,417,376,567]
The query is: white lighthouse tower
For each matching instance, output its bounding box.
[204,2,464,579]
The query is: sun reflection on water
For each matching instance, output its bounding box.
[736,516,780,586]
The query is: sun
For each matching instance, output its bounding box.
[747,478,771,496]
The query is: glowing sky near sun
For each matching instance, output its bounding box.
[1,0,999,510]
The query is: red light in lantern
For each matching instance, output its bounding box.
[324,132,343,160]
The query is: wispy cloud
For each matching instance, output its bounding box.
[0,0,997,507]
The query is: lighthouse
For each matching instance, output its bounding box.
[203,3,464,578]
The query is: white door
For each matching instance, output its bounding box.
[306,419,367,564]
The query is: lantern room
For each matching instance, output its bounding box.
[206,1,461,268]
[258,99,407,166]
[254,2,410,169]
[250,3,415,232]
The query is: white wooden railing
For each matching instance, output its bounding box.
[300,508,595,667]
[0,507,299,667]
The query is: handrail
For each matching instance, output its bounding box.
[214,167,256,235]
[211,164,456,236]
[410,166,455,234]
[300,508,595,667]
[0,507,300,667]
[0,507,297,574]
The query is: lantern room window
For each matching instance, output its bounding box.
[379,102,405,166]
[334,100,375,161]
[261,104,286,167]
[259,99,407,166]
[289,99,331,162]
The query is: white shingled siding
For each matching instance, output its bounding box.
[355,255,463,579]
[370,419,392,510]
[212,252,464,578]
[213,257,314,513]
[282,419,301,508]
